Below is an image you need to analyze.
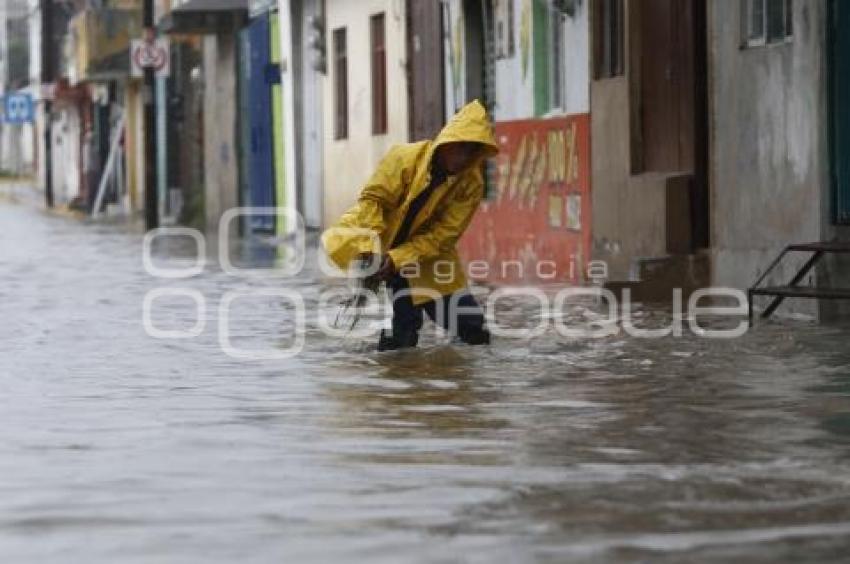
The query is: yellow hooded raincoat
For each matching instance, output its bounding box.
[322,100,499,305]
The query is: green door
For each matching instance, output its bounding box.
[831,0,850,224]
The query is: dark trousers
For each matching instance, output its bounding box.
[378,275,490,351]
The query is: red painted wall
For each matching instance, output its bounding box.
[459,114,592,285]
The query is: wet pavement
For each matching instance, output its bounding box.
[2,201,850,563]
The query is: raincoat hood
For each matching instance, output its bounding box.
[322,100,498,305]
[431,100,499,161]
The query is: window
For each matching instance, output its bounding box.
[333,27,348,140]
[594,0,624,79]
[550,12,565,110]
[743,0,793,47]
[370,13,388,135]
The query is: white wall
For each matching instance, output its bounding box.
[491,0,534,120]
[560,0,589,116]
[322,0,408,228]
[280,0,323,229]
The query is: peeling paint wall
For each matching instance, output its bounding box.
[709,0,828,316]
[458,115,592,285]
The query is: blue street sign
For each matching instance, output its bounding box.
[3,93,34,124]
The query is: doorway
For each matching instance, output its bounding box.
[635,0,709,248]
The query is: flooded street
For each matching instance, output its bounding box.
[2,201,850,563]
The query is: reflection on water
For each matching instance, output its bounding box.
[1,203,850,563]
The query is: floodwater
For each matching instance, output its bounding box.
[2,200,850,563]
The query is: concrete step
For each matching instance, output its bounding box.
[605,253,710,303]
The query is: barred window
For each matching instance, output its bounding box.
[743,0,793,47]
[370,13,387,135]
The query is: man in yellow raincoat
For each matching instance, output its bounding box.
[322,100,499,351]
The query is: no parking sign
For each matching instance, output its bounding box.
[3,93,34,124]
[130,38,171,78]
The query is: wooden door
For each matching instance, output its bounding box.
[639,0,695,173]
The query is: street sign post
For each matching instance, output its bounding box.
[3,93,35,124]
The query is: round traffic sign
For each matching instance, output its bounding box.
[132,41,168,72]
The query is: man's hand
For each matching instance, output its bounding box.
[356,252,395,283]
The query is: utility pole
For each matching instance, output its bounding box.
[143,0,158,229]
[40,0,53,208]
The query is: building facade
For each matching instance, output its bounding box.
[321,0,410,228]
[589,0,850,317]
[158,0,247,232]
[710,0,850,319]
[40,0,145,214]
[443,0,593,287]
[30,0,850,321]
[156,0,324,235]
